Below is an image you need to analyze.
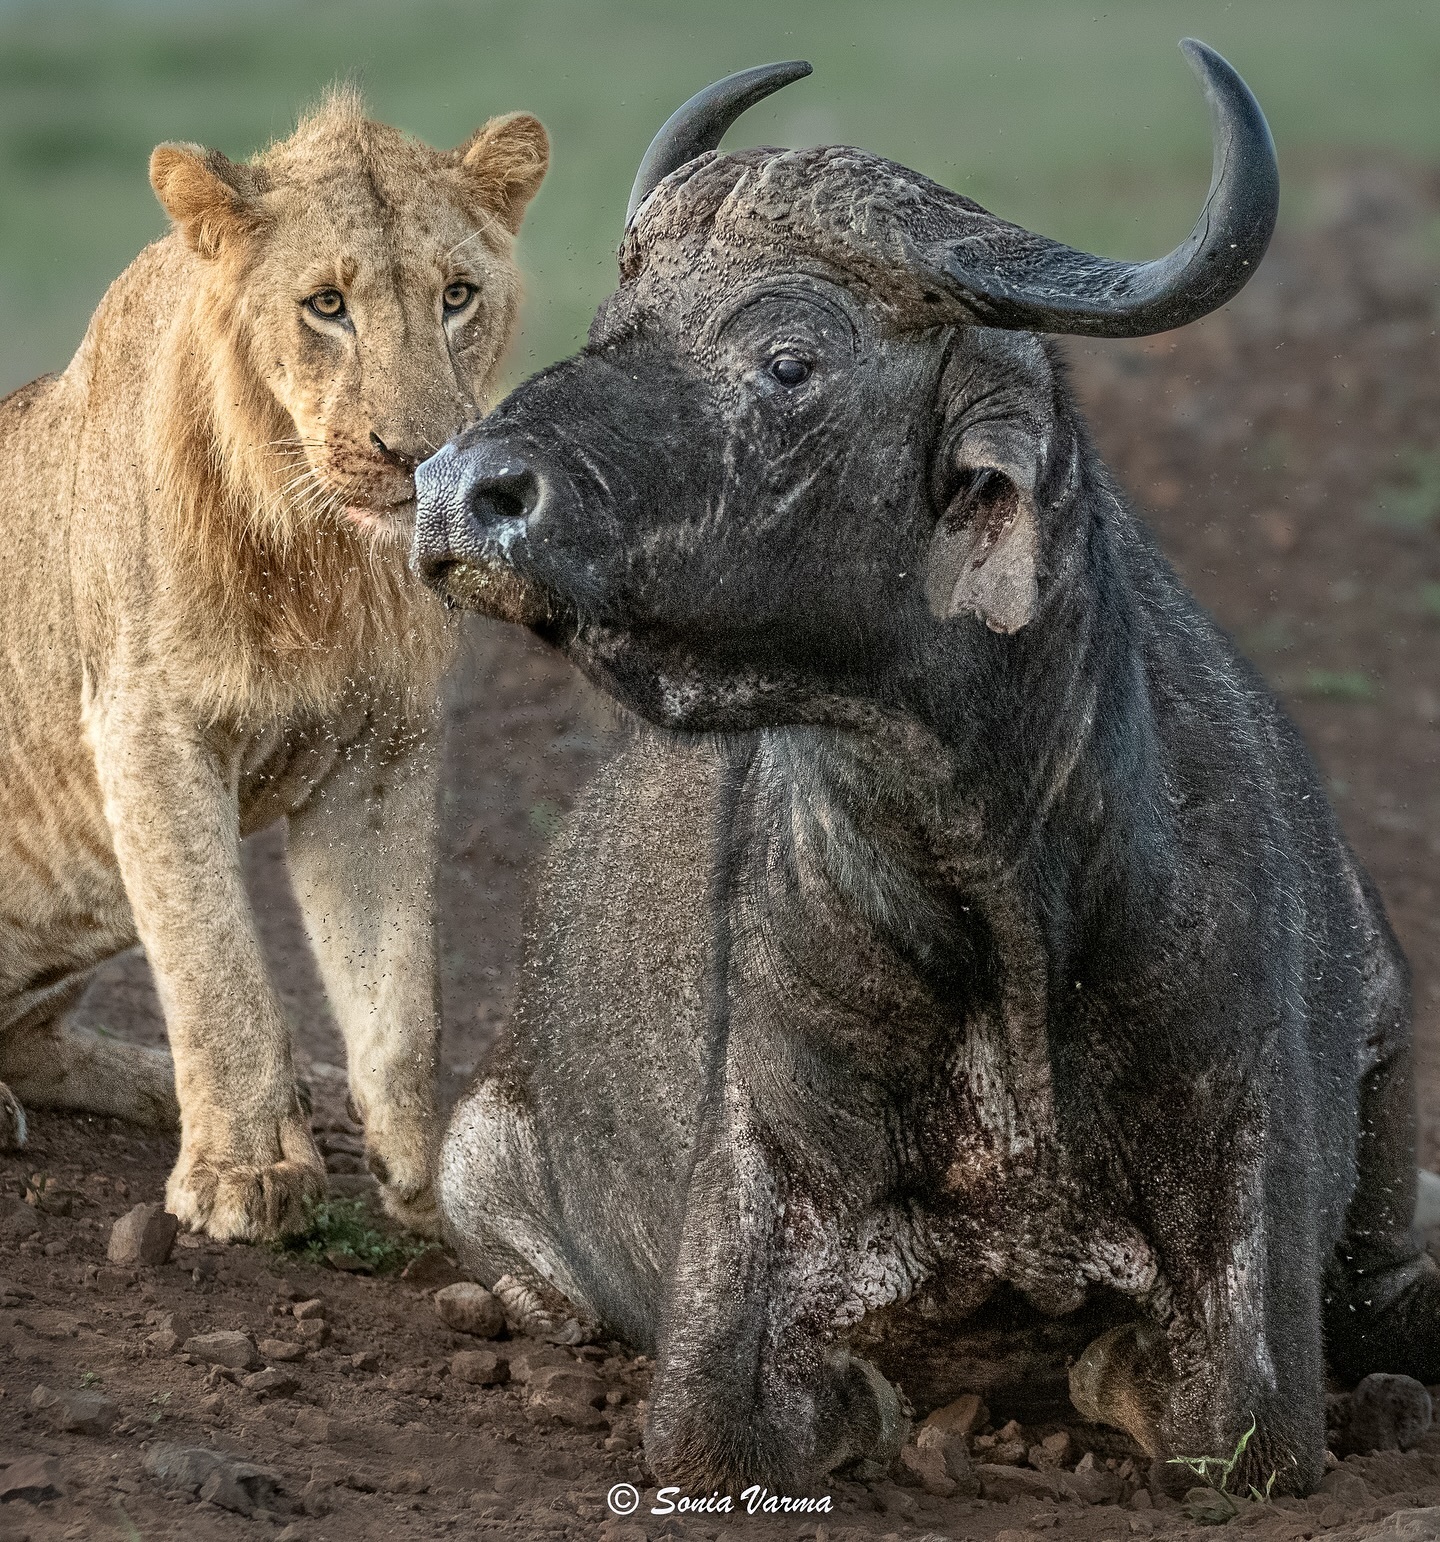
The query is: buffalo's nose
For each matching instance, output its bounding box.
[412,439,543,587]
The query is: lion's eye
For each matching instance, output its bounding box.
[769,355,810,387]
[305,289,346,320]
[443,282,476,315]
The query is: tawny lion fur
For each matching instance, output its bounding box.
[0,89,548,1240]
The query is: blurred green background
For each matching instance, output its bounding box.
[2,0,1438,395]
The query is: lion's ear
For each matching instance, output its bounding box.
[150,143,263,259]
[456,113,549,234]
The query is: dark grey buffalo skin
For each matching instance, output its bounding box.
[411,70,1438,1497]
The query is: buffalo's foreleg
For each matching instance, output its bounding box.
[1325,1043,1440,1384]
[644,1104,907,1491]
[1075,1090,1327,1496]
[439,1071,602,1340]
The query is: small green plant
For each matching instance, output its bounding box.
[1299,669,1376,702]
[148,1390,171,1424]
[1371,448,1440,532]
[78,1370,101,1388]
[1168,1417,1278,1524]
[278,1196,429,1274]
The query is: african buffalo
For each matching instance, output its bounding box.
[413,48,1440,1496]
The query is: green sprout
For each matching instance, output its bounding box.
[276,1196,430,1274]
[1168,1417,1278,1524]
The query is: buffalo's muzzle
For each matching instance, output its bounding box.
[411,438,543,588]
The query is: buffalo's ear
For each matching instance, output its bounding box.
[150,143,265,259]
[456,113,550,233]
[924,331,1062,635]
[924,432,1041,635]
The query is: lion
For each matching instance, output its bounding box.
[0,88,548,1241]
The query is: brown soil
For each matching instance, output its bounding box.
[2,161,1440,1541]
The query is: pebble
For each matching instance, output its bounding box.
[922,1392,989,1440]
[29,1382,118,1435]
[242,1367,300,1399]
[1345,1374,1433,1454]
[915,1424,980,1495]
[292,1298,326,1321]
[0,1452,63,1502]
[106,1203,179,1266]
[183,1329,262,1371]
[527,1362,608,1427]
[144,1442,281,1517]
[897,1440,957,1497]
[295,1318,330,1346]
[451,1349,510,1385]
[434,1281,505,1338]
[258,1337,307,1363]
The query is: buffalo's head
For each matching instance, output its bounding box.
[413,48,1276,735]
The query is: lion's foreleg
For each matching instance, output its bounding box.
[87,693,324,1242]
[285,709,443,1236]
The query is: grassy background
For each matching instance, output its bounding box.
[1,0,1439,394]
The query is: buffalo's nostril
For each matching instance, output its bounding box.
[463,467,539,533]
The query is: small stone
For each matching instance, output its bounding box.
[527,1362,607,1426]
[1131,1488,1154,1511]
[451,1349,509,1386]
[0,1451,63,1501]
[183,1330,261,1371]
[977,1463,1069,1503]
[0,1197,43,1241]
[990,1437,1029,1467]
[916,1424,980,1494]
[196,1392,224,1415]
[259,1338,306,1363]
[300,1476,334,1516]
[1066,1450,1124,1505]
[292,1298,326,1321]
[144,1443,280,1516]
[506,1345,573,1382]
[400,1250,465,1291]
[1344,1373,1433,1454]
[29,1382,118,1435]
[277,1526,309,1542]
[350,1350,380,1372]
[434,1281,505,1338]
[295,1318,330,1347]
[922,1392,989,1440]
[1030,1430,1072,1470]
[897,1441,956,1497]
[242,1367,299,1399]
[1181,1486,1239,1525]
[106,1203,179,1267]
[96,1267,137,1293]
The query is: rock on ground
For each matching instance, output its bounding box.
[106,1202,178,1266]
[434,1281,505,1337]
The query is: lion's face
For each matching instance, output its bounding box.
[150,94,548,546]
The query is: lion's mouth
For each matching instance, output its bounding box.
[341,497,417,543]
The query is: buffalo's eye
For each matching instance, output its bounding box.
[769,355,810,387]
[305,289,346,320]
[443,282,476,314]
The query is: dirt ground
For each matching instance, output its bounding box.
[2,161,1440,1542]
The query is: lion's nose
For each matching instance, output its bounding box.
[369,431,419,471]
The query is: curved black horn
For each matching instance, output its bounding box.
[625,60,813,228]
[932,40,1278,337]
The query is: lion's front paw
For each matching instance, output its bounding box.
[0,1083,27,1151]
[377,1174,442,1239]
[167,1128,325,1242]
